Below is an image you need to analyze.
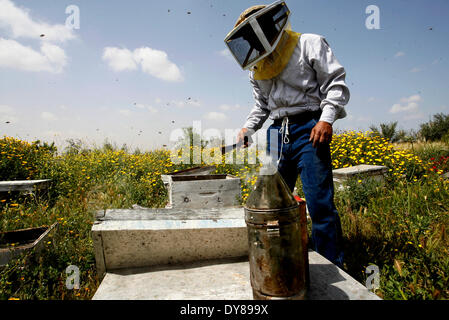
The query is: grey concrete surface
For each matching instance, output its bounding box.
[95,207,245,221]
[92,207,248,277]
[0,179,51,192]
[92,250,381,300]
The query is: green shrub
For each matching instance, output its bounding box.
[419,113,449,142]
[0,137,56,181]
[369,121,401,143]
[335,177,384,212]
[1,135,449,300]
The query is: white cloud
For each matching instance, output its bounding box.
[390,102,418,114]
[219,104,242,111]
[171,100,186,108]
[204,112,228,121]
[133,103,158,113]
[134,47,183,82]
[410,67,422,73]
[0,0,75,42]
[187,99,201,107]
[390,95,421,114]
[400,95,421,103]
[367,97,375,102]
[394,51,405,58]
[0,38,67,73]
[218,48,233,60]
[147,105,158,113]
[102,47,137,72]
[0,1,74,73]
[41,111,57,121]
[165,99,201,108]
[118,109,131,116]
[40,42,67,69]
[103,46,183,82]
[0,104,18,123]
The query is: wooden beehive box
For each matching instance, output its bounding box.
[0,222,58,267]
[161,166,241,209]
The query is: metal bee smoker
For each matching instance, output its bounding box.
[244,163,309,300]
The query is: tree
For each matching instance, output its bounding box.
[64,138,88,155]
[369,121,400,142]
[419,113,449,142]
[175,126,208,149]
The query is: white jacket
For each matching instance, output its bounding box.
[243,33,350,131]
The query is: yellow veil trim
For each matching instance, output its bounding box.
[253,29,301,81]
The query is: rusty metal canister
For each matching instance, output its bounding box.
[244,166,309,300]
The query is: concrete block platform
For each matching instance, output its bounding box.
[92,250,381,300]
[0,179,51,193]
[92,207,248,277]
[92,207,381,300]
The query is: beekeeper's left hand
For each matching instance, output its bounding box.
[309,121,333,148]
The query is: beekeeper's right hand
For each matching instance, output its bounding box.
[237,128,250,148]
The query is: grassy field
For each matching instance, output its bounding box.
[0,133,448,300]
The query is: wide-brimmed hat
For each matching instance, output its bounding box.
[234,5,266,27]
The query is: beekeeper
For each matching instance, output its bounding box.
[225,1,350,268]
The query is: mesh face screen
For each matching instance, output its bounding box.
[227,23,266,68]
[256,4,289,46]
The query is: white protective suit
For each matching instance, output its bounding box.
[243,33,350,131]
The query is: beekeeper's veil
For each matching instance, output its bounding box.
[224,1,301,80]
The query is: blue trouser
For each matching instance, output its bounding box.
[266,114,344,268]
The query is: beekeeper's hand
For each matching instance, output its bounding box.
[310,121,333,148]
[237,128,250,148]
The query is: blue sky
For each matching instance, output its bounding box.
[0,0,448,151]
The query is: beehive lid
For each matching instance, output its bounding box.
[161,166,217,183]
[332,165,388,179]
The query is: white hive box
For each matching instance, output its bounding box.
[332,164,388,190]
[161,166,241,209]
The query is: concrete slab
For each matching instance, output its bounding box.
[92,207,248,277]
[92,250,381,300]
[0,179,51,193]
[95,207,245,221]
